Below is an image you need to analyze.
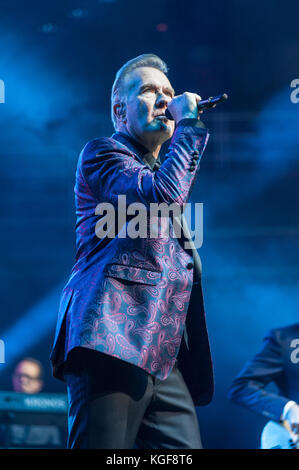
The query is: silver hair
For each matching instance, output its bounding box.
[111,53,169,131]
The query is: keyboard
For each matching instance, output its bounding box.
[0,391,68,426]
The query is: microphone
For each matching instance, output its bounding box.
[165,93,228,121]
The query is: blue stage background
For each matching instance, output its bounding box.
[0,0,298,448]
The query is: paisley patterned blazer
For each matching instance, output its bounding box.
[50,118,214,406]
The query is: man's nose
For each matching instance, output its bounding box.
[156,93,169,108]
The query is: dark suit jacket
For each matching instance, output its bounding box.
[228,324,299,421]
[50,119,214,406]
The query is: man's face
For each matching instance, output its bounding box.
[122,67,175,148]
[12,361,43,394]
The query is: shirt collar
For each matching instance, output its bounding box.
[111,131,161,171]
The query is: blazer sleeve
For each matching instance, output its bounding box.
[80,119,209,209]
[228,329,289,421]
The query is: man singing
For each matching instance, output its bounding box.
[50,53,214,449]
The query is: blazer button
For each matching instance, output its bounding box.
[191,150,199,156]
[189,165,196,172]
[186,262,194,269]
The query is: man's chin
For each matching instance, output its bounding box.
[161,124,174,141]
[150,120,173,136]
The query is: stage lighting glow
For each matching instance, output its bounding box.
[0,282,65,372]
[156,23,168,33]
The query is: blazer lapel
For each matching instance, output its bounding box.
[111,131,202,279]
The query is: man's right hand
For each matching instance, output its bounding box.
[166,92,203,124]
[284,402,299,435]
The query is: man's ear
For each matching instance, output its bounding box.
[114,102,127,123]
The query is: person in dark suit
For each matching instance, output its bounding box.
[228,323,299,438]
[50,53,214,449]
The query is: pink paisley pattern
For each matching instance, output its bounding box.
[51,124,211,383]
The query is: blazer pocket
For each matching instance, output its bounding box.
[104,264,162,286]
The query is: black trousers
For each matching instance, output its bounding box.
[65,348,202,449]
